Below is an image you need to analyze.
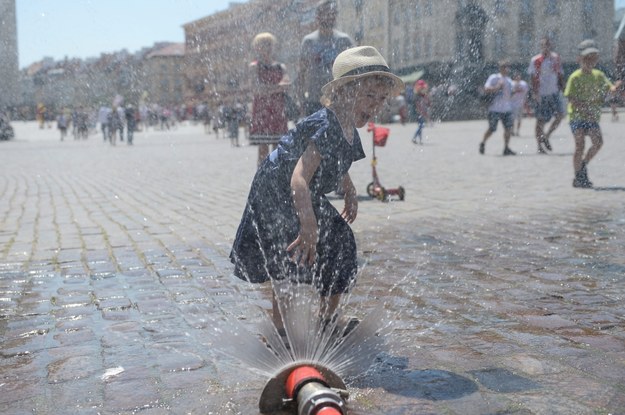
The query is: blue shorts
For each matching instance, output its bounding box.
[488,111,513,132]
[569,120,600,133]
[534,93,564,122]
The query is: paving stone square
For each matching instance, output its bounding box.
[1,115,624,414]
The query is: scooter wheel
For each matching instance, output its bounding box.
[398,186,405,201]
[366,182,376,198]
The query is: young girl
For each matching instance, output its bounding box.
[248,32,290,166]
[230,46,403,333]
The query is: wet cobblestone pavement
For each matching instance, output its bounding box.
[1,118,624,414]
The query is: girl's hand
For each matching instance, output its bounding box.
[287,221,318,266]
[341,191,358,224]
[340,176,358,224]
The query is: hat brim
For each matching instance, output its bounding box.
[321,71,405,97]
[580,47,599,56]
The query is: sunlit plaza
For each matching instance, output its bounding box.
[1,116,624,413]
[2,0,625,414]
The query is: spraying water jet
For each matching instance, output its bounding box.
[259,362,348,415]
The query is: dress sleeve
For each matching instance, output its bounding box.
[351,130,366,162]
[308,118,337,160]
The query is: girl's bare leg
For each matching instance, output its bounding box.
[319,294,341,323]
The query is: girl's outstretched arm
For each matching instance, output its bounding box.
[287,142,321,266]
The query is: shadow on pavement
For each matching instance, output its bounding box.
[353,354,478,400]
[354,354,541,400]
[468,368,540,393]
[594,186,625,192]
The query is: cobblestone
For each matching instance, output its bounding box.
[1,117,624,414]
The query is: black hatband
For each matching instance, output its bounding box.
[341,65,390,78]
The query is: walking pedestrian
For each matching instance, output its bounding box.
[125,105,137,145]
[75,107,89,139]
[412,79,431,144]
[117,106,125,142]
[230,46,402,337]
[297,0,354,117]
[107,106,122,146]
[98,105,111,141]
[479,60,516,156]
[528,37,565,153]
[249,32,290,166]
[564,40,622,188]
[57,112,68,141]
[511,73,529,136]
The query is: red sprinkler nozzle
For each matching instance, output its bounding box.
[285,366,346,415]
[285,366,327,399]
[259,363,348,414]
[315,407,342,415]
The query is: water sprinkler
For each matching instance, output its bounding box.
[259,363,348,414]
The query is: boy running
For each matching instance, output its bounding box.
[564,40,622,188]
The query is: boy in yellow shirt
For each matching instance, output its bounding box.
[564,40,622,188]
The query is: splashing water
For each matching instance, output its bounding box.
[206,281,393,384]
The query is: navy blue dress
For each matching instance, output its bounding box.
[230,108,366,296]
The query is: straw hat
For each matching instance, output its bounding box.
[321,46,404,97]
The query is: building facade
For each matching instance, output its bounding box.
[0,0,19,109]
[13,0,617,120]
[181,0,615,119]
[143,43,186,106]
[337,0,614,76]
[182,0,318,107]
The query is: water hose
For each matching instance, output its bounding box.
[259,363,348,414]
[285,366,345,415]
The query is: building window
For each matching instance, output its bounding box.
[519,31,532,58]
[413,33,421,60]
[355,28,364,43]
[545,0,559,15]
[582,29,597,40]
[494,0,507,16]
[424,32,432,57]
[391,44,401,67]
[520,0,533,16]
[394,9,401,25]
[545,29,558,48]
[425,0,433,16]
[369,15,376,28]
[494,31,507,57]
[403,31,411,64]
[354,0,363,14]
[581,0,594,37]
